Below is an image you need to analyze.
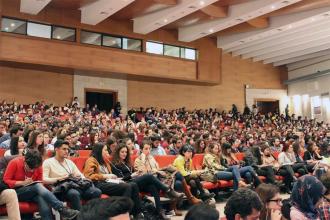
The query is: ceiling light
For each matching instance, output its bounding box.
[199,1,205,6]
[271,5,276,9]
[10,23,15,27]
[164,19,168,23]
[4,27,9,31]
[112,40,116,44]
[56,35,61,39]
[209,29,214,33]
[288,25,292,28]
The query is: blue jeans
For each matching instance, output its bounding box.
[56,185,102,210]
[174,172,184,192]
[239,166,261,186]
[216,166,241,190]
[16,183,64,220]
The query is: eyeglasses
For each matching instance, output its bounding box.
[268,199,282,204]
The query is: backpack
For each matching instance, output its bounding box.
[140,196,159,220]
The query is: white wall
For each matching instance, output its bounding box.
[73,70,128,114]
[288,59,330,121]
[246,88,288,113]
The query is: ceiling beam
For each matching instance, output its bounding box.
[80,0,135,25]
[153,0,177,5]
[178,0,302,42]
[247,17,269,28]
[274,49,330,66]
[264,42,330,64]
[133,0,218,35]
[232,19,330,57]
[287,54,330,71]
[254,35,330,61]
[20,0,52,15]
[200,4,228,18]
[218,6,330,51]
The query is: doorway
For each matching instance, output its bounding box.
[255,99,280,114]
[85,89,117,112]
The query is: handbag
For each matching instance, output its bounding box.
[200,170,218,183]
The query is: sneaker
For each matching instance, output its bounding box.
[200,192,216,201]
[159,209,171,220]
[59,207,79,220]
[166,189,184,199]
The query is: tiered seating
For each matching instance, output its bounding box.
[0,151,286,216]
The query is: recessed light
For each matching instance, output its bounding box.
[112,40,116,44]
[56,35,61,39]
[10,23,15,27]
[288,25,292,28]
[271,5,276,9]
[199,1,205,6]
[100,11,109,15]
[164,19,168,23]
[4,27,9,31]
[209,29,214,33]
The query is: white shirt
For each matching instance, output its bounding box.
[43,157,84,184]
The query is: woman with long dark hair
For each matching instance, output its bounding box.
[4,136,25,156]
[25,130,45,156]
[83,143,144,220]
[110,143,183,220]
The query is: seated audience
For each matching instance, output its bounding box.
[43,140,101,211]
[150,135,166,156]
[256,183,282,220]
[110,143,183,220]
[203,142,249,191]
[83,143,144,220]
[224,188,263,220]
[173,144,215,202]
[222,143,261,188]
[184,204,219,220]
[77,197,133,220]
[0,125,23,149]
[291,175,325,220]
[3,150,79,220]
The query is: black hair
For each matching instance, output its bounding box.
[77,197,133,220]
[91,142,107,165]
[184,204,219,220]
[179,144,194,156]
[224,188,263,220]
[9,125,22,137]
[24,150,42,169]
[9,136,20,155]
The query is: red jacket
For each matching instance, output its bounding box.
[3,156,43,188]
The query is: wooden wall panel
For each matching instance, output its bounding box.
[0,35,197,81]
[127,53,287,111]
[1,0,219,83]
[0,65,73,105]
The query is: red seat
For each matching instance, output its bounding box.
[202,181,219,190]
[78,150,91,157]
[218,180,234,188]
[235,153,245,161]
[0,149,6,157]
[0,202,38,215]
[154,155,177,168]
[192,154,204,170]
[70,157,88,172]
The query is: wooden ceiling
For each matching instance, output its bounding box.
[45,0,330,36]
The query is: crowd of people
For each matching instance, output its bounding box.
[0,99,330,219]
